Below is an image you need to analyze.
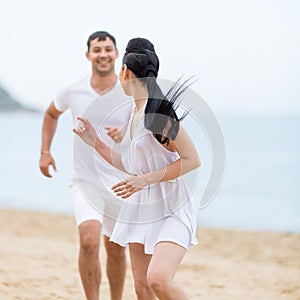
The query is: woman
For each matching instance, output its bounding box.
[73,38,200,300]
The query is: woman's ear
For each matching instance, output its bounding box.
[122,64,129,80]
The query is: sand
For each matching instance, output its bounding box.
[0,209,299,300]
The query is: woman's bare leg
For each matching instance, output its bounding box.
[129,243,156,300]
[147,242,189,300]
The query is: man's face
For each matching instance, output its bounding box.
[86,37,118,76]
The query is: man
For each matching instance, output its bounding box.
[39,31,130,300]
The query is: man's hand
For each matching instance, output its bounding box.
[39,153,57,178]
[105,126,123,143]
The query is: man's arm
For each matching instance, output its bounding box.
[39,101,63,178]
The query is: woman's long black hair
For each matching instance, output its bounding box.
[123,38,192,145]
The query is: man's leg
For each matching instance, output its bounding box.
[104,235,127,300]
[78,220,102,300]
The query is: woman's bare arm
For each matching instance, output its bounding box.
[73,117,127,173]
[112,124,201,198]
[146,125,200,183]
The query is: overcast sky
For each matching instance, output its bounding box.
[0,0,299,113]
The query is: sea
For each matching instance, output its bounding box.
[0,111,299,233]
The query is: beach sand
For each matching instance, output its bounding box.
[0,209,299,300]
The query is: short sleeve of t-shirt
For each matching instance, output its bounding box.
[53,82,71,112]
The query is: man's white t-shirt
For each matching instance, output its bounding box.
[53,75,132,193]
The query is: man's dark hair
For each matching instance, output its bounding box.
[87,31,117,52]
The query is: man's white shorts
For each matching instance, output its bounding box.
[70,181,122,237]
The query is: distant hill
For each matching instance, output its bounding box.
[0,85,23,110]
[0,85,36,111]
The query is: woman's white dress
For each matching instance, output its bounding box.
[109,108,198,254]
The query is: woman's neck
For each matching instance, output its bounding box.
[132,84,148,112]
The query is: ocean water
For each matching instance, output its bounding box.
[0,111,299,233]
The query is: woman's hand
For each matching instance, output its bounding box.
[112,175,149,199]
[72,117,98,147]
